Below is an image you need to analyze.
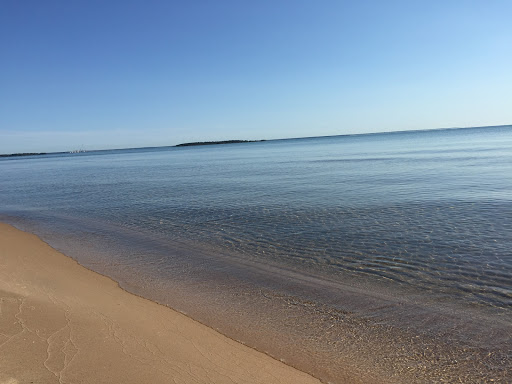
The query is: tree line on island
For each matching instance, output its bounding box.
[175,140,266,147]
[0,152,48,158]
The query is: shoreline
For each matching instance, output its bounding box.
[1,217,511,383]
[0,223,321,384]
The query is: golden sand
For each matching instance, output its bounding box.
[0,223,320,384]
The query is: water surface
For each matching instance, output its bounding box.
[1,126,511,383]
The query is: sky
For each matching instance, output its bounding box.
[1,0,511,153]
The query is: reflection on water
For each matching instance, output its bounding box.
[1,126,511,382]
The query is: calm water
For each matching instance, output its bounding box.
[1,126,511,383]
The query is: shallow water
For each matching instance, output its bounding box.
[1,126,511,382]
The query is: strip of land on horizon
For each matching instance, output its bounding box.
[175,139,266,147]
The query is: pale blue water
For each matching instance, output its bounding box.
[1,126,511,382]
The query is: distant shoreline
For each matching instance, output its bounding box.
[1,124,510,156]
[0,152,48,158]
[0,150,84,158]
[175,139,266,147]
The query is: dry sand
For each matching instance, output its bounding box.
[0,223,321,384]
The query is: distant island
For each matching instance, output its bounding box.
[0,149,88,157]
[0,152,47,158]
[175,140,266,147]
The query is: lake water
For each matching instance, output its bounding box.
[1,126,511,383]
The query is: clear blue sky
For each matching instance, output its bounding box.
[1,0,511,153]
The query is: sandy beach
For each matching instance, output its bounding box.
[0,223,321,384]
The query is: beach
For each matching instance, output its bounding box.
[1,127,511,383]
[0,223,321,384]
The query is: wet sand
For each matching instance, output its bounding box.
[0,223,321,384]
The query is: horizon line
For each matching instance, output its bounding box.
[1,123,511,157]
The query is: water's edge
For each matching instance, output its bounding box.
[2,221,328,383]
[3,216,511,384]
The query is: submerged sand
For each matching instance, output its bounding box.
[0,223,320,384]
